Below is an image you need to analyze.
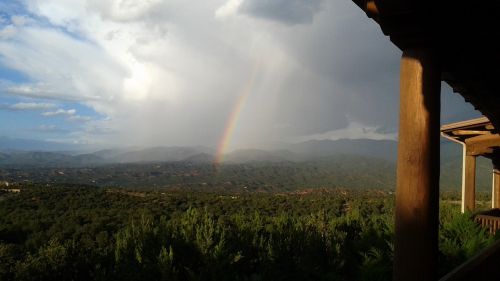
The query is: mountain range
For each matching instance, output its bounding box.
[0,138,494,191]
[0,138,402,166]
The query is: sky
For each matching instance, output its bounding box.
[0,0,481,150]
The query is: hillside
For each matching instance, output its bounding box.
[0,138,495,192]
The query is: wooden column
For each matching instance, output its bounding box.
[462,155,476,212]
[394,48,440,281]
[493,166,500,209]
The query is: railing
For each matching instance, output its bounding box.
[475,214,500,235]
[439,210,500,281]
[440,239,500,281]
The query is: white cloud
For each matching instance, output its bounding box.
[4,84,70,100]
[0,25,16,39]
[68,115,92,122]
[11,15,33,26]
[9,102,57,110]
[41,108,92,123]
[42,108,76,117]
[87,0,163,22]
[291,120,398,143]
[215,0,243,20]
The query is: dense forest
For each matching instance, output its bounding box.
[0,185,496,281]
[0,154,494,192]
[0,157,396,191]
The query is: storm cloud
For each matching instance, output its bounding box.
[238,0,324,24]
[0,0,480,149]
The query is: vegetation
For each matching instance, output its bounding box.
[1,153,494,192]
[0,158,396,191]
[0,185,496,281]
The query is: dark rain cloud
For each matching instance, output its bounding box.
[266,0,481,137]
[239,0,324,24]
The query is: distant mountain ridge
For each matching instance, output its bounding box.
[0,138,494,191]
[0,138,467,166]
[0,136,80,152]
[104,146,215,163]
[0,151,105,167]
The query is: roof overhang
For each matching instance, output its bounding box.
[441,117,500,163]
[352,0,500,130]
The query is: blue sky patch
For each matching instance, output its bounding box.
[0,63,31,83]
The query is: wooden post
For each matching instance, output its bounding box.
[394,48,440,281]
[463,155,476,212]
[493,166,500,209]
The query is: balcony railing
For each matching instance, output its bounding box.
[475,212,500,235]
[440,238,500,281]
[440,210,500,281]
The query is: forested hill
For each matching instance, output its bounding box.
[0,138,469,165]
[1,186,493,281]
[0,154,493,192]
[1,138,399,166]
[0,139,494,192]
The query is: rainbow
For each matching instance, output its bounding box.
[214,60,261,166]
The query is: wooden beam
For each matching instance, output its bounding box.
[451,130,490,136]
[467,134,500,143]
[493,167,500,209]
[441,116,491,132]
[394,48,440,281]
[465,134,500,156]
[463,155,476,212]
